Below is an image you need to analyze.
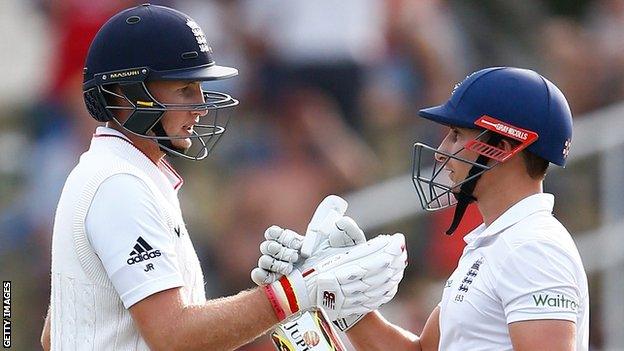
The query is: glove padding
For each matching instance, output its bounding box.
[252,227,303,285]
[300,195,360,257]
[264,233,407,322]
[251,195,365,286]
[307,233,407,319]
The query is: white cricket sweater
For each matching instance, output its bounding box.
[49,127,206,350]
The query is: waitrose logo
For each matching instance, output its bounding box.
[532,293,579,311]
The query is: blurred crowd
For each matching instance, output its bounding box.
[1,0,622,349]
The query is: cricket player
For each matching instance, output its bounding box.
[256,67,589,350]
[40,4,408,350]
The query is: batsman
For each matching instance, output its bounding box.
[41,4,406,350]
[256,67,589,350]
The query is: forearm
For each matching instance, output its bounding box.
[177,288,278,350]
[347,311,420,351]
[143,287,278,351]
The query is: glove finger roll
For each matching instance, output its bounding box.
[258,255,293,275]
[278,229,304,250]
[251,267,280,286]
[315,234,390,272]
[260,240,299,262]
[264,225,284,240]
[334,265,367,284]
[340,280,371,295]
[362,269,394,287]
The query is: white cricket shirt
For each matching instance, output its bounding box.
[50,127,206,350]
[438,193,589,351]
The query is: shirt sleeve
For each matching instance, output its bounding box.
[86,174,184,308]
[495,240,581,324]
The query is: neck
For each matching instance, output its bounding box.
[476,176,543,227]
[106,122,165,164]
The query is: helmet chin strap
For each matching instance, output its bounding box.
[445,133,502,235]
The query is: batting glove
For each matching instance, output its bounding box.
[251,195,365,286]
[263,233,407,324]
[252,195,394,331]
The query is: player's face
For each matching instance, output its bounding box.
[435,127,481,188]
[147,80,208,150]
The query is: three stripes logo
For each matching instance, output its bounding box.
[126,237,161,265]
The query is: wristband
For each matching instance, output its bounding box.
[263,284,287,321]
[264,271,307,321]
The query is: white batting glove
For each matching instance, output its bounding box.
[300,195,364,258]
[251,226,303,286]
[263,233,407,323]
[251,195,365,286]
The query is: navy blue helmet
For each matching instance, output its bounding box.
[419,67,572,166]
[83,3,239,160]
[412,67,573,234]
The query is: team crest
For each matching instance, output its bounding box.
[454,257,484,302]
[186,20,211,53]
[452,71,481,94]
[451,81,461,94]
[562,138,571,159]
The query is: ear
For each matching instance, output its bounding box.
[497,138,514,152]
[103,84,133,124]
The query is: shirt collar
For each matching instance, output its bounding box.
[463,193,555,245]
[93,126,131,141]
[91,126,183,191]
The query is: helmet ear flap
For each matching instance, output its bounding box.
[118,82,164,135]
[84,87,114,122]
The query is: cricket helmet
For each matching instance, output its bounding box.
[412,67,573,234]
[83,3,239,160]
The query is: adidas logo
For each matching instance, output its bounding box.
[126,237,161,265]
